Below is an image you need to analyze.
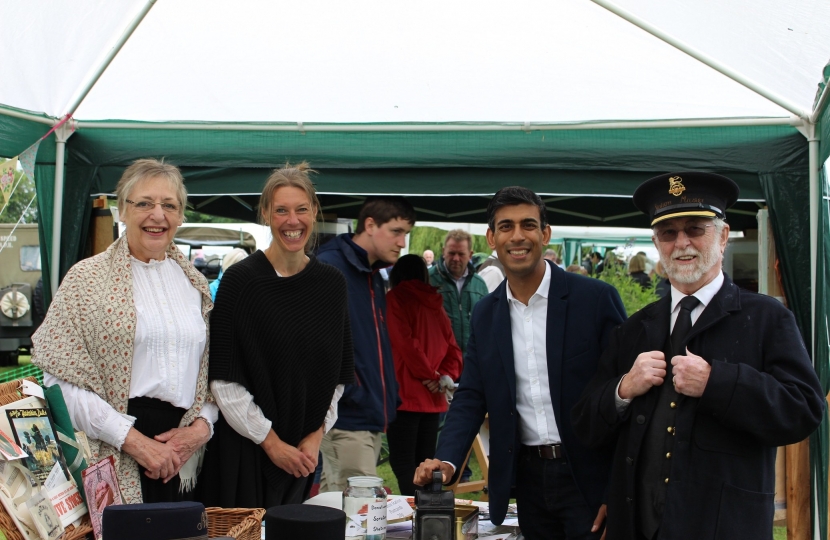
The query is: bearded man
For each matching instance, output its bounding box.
[571,172,824,540]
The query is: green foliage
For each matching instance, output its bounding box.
[0,159,37,224]
[596,262,660,316]
[408,226,491,258]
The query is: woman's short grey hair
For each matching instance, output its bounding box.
[116,159,187,217]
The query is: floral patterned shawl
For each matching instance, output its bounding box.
[31,236,214,503]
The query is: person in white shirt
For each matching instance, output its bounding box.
[33,159,217,504]
[414,186,626,539]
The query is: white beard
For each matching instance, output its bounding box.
[661,238,722,285]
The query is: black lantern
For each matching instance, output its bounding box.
[413,470,455,540]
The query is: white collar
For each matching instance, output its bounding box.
[130,254,168,266]
[670,270,724,312]
[506,261,551,304]
[452,267,469,281]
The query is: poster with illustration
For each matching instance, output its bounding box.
[82,456,122,540]
[5,408,69,485]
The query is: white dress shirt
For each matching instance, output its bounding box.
[615,271,725,412]
[209,265,344,445]
[452,267,469,295]
[506,261,561,446]
[44,256,219,450]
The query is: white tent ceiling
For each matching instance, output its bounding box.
[3,0,829,124]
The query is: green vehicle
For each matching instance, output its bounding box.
[0,224,42,366]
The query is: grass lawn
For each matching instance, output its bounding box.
[0,354,31,374]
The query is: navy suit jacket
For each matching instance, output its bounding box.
[436,261,626,525]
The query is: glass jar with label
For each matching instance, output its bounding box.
[343,475,387,540]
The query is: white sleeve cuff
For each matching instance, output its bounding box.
[211,380,272,444]
[442,461,456,474]
[324,384,345,434]
[197,403,219,438]
[101,409,136,450]
[615,375,632,415]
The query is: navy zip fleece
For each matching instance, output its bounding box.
[317,234,399,432]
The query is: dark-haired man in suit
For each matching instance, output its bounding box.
[414,186,626,539]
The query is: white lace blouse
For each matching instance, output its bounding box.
[44,256,219,450]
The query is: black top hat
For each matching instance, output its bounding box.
[632,172,739,226]
[102,501,208,540]
[265,504,346,540]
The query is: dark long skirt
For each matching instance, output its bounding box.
[127,396,194,504]
[199,415,314,508]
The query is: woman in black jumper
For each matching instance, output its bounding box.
[202,163,354,507]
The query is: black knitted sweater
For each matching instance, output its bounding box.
[207,251,354,501]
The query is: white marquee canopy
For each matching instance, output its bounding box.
[3,0,829,124]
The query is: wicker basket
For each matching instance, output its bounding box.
[0,377,94,540]
[207,507,266,540]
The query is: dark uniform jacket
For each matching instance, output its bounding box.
[572,275,824,540]
[437,261,626,525]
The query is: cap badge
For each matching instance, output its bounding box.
[668,176,686,197]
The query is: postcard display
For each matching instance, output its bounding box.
[0,381,97,540]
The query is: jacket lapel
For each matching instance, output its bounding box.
[546,262,567,425]
[493,281,517,407]
[632,295,672,415]
[684,276,740,351]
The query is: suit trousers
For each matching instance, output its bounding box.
[516,446,603,540]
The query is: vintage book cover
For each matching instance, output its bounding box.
[25,491,64,540]
[82,456,122,540]
[5,407,70,486]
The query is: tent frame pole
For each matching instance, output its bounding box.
[64,0,158,115]
[50,123,74,297]
[807,125,818,362]
[589,0,810,120]
[73,116,801,132]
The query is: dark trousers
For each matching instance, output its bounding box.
[387,411,440,496]
[516,446,603,540]
[127,396,193,504]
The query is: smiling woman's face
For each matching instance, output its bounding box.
[264,186,316,256]
[123,176,183,262]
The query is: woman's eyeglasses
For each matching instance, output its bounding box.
[654,223,713,242]
[125,199,180,213]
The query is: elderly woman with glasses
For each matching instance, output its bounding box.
[32,158,217,504]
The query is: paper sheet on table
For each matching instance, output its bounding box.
[386,497,413,520]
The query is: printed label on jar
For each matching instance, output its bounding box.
[367,500,387,535]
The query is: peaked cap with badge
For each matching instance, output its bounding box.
[632,171,740,225]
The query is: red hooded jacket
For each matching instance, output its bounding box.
[386,279,463,413]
